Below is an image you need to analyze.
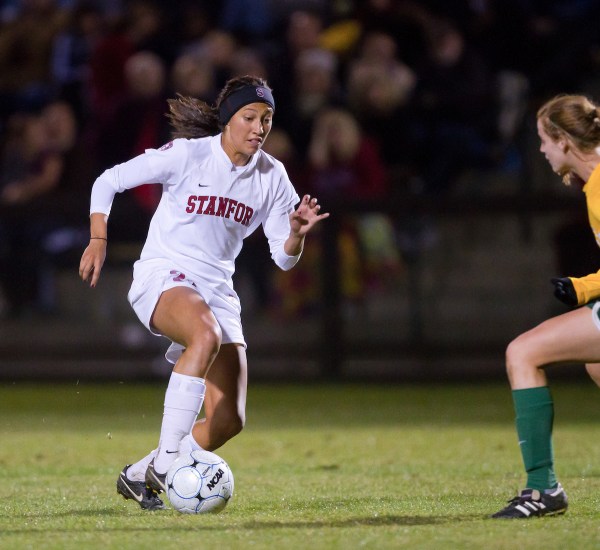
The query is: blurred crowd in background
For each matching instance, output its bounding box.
[0,0,599,320]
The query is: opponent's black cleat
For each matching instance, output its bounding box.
[145,459,167,494]
[491,484,568,519]
[117,465,166,510]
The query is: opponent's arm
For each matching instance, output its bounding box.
[551,175,600,305]
[556,181,600,305]
[558,271,600,306]
[550,277,578,306]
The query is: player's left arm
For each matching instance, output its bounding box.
[262,194,328,271]
[284,194,329,256]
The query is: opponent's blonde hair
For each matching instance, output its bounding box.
[537,94,600,154]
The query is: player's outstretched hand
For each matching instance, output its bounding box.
[289,195,329,237]
[79,239,107,288]
[550,277,578,306]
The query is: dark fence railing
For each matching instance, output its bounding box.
[0,183,586,381]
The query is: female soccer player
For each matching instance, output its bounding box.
[492,94,600,519]
[79,75,329,510]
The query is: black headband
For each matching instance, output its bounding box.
[218,85,275,125]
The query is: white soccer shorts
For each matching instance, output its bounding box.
[127,260,246,364]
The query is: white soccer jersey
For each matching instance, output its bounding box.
[90,134,301,292]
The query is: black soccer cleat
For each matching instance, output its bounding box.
[117,465,166,510]
[145,459,167,494]
[491,483,568,519]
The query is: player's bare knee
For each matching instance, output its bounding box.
[189,322,222,356]
[506,334,546,388]
[505,337,529,376]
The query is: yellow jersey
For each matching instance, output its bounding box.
[569,162,600,305]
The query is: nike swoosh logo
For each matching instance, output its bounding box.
[120,474,143,502]
[198,183,210,187]
[166,450,178,454]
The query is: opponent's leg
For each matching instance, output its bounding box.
[493,306,600,518]
[510,386,556,491]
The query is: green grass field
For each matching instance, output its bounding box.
[1,380,600,549]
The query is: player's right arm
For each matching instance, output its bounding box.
[78,148,172,287]
[79,212,108,287]
[78,141,183,287]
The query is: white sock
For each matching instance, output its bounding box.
[178,433,203,456]
[126,449,157,481]
[154,372,206,474]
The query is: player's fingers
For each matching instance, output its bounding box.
[78,257,89,279]
[292,212,308,225]
[89,264,101,288]
[79,254,100,285]
[79,262,93,282]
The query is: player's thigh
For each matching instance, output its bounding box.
[510,306,600,366]
[204,343,248,424]
[151,286,221,347]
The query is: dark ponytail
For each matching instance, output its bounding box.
[166,94,220,139]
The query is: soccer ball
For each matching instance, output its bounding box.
[166,449,234,514]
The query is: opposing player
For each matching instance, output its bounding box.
[79,75,329,510]
[492,94,600,519]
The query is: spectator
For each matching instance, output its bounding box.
[266,9,326,126]
[218,0,274,43]
[275,107,398,316]
[277,46,342,158]
[409,18,496,195]
[0,0,67,123]
[229,47,269,81]
[0,100,80,316]
[346,30,417,169]
[183,29,238,91]
[174,1,217,55]
[94,51,171,242]
[170,53,216,103]
[87,0,175,121]
[307,107,387,201]
[50,0,105,124]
